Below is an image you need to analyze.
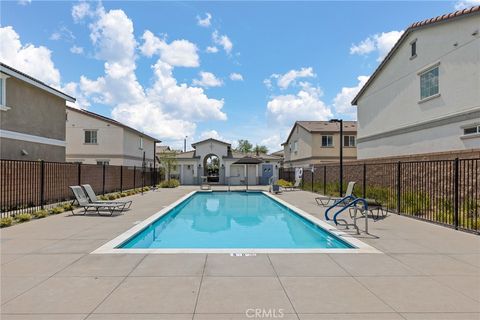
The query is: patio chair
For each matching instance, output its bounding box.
[315,181,356,207]
[81,184,132,209]
[69,186,127,216]
[282,178,302,191]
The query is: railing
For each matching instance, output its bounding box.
[279,158,480,234]
[0,159,164,218]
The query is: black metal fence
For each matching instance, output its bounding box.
[280,158,479,234]
[0,159,164,217]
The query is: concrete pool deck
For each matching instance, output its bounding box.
[1,186,479,319]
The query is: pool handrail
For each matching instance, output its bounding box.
[332,198,369,225]
[324,195,356,221]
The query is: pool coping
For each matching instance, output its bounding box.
[91,190,381,254]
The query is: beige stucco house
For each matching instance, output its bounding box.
[352,6,480,159]
[282,121,357,168]
[0,63,76,161]
[172,138,282,185]
[66,106,160,167]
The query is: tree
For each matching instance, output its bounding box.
[157,150,177,181]
[236,139,253,153]
[253,145,269,154]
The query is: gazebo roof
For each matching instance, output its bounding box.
[233,156,263,165]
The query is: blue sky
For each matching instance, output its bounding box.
[0,0,473,151]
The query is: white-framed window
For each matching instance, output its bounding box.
[289,143,292,152]
[293,140,298,153]
[321,135,333,147]
[420,66,439,100]
[463,125,480,136]
[0,74,10,111]
[410,39,417,58]
[96,160,109,165]
[139,137,144,150]
[344,135,356,147]
[84,130,98,144]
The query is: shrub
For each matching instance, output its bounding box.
[276,179,292,188]
[99,195,108,200]
[33,210,49,219]
[120,192,128,197]
[0,217,13,228]
[159,179,180,188]
[15,213,32,222]
[50,207,64,215]
[107,194,118,200]
[62,203,74,211]
[143,186,150,192]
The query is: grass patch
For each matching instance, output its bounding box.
[0,217,13,228]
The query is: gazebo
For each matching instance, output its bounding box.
[232,156,263,190]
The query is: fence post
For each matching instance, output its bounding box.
[133,165,136,190]
[77,163,81,186]
[454,158,459,230]
[102,163,106,195]
[311,168,314,192]
[40,160,45,209]
[362,163,366,199]
[397,161,401,214]
[323,166,326,195]
[301,169,304,189]
[120,165,123,192]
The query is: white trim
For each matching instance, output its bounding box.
[0,67,75,102]
[92,191,380,254]
[417,61,440,75]
[418,93,441,104]
[0,129,66,147]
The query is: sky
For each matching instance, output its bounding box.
[1,0,478,151]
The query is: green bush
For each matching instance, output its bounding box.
[33,210,49,219]
[107,194,118,200]
[99,195,108,200]
[402,191,430,216]
[277,179,292,188]
[62,203,74,211]
[0,217,13,228]
[15,213,32,222]
[120,192,128,197]
[49,207,64,215]
[159,179,180,188]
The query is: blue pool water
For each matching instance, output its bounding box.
[120,192,352,249]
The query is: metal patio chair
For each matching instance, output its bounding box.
[69,186,127,216]
[82,184,132,209]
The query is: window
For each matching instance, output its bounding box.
[289,143,292,152]
[0,75,9,110]
[96,160,109,165]
[0,78,4,105]
[420,66,439,100]
[344,135,356,147]
[321,135,333,147]
[293,141,298,152]
[84,130,98,144]
[410,40,417,58]
[139,137,144,150]
[463,125,479,136]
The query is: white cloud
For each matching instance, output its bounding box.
[199,130,223,141]
[260,134,284,153]
[17,0,31,5]
[350,30,404,62]
[72,1,94,23]
[50,26,76,42]
[212,30,233,54]
[140,30,199,67]
[332,76,369,119]
[0,26,61,87]
[454,0,480,9]
[272,67,315,90]
[70,4,226,141]
[197,12,212,27]
[229,73,243,81]
[192,71,224,88]
[267,83,332,126]
[206,46,219,53]
[70,45,84,54]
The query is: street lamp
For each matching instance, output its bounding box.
[329,118,343,196]
[184,136,188,153]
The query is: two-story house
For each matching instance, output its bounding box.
[65,106,160,167]
[352,6,480,159]
[282,121,357,168]
[0,63,76,161]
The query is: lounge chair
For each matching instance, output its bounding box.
[283,178,302,191]
[69,186,127,216]
[315,181,356,207]
[82,184,132,209]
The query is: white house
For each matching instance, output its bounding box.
[65,106,160,166]
[352,6,480,159]
[173,138,282,185]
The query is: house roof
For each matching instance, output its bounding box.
[156,145,171,152]
[270,150,284,157]
[191,138,231,148]
[351,5,480,105]
[233,156,263,165]
[175,150,198,159]
[66,106,161,142]
[229,151,281,161]
[0,63,76,102]
[283,121,357,145]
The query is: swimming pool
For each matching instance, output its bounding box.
[121,191,351,249]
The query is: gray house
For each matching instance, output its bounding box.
[0,63,75,161]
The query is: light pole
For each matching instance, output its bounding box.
[330,119,343,196]
[184,136,188,152]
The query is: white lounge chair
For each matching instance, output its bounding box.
[283,178,302,191]
[82,184,132,208]
[315,181,356,207]
[70,186,127,216]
